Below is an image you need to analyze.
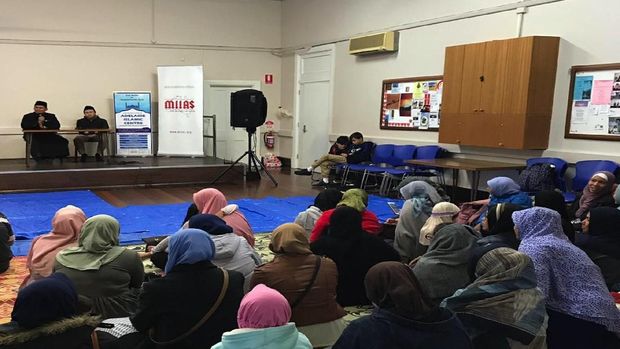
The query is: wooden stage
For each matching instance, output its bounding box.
[0,156,247,192]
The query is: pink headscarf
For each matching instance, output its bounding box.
[193,188,255,246]
[27,205,86,280]
[576,171,616,218]
[237,284,291,329]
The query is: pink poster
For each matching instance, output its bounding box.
[592,80,613,105]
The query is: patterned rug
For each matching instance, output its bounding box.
[0,233,372,325]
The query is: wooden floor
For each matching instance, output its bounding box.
[94,169,323,207]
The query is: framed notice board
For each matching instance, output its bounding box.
[565,63,620,141]
[380,76,443,131]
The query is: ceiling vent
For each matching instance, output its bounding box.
[349,31,399,55]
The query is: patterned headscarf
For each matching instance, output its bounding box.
[513,207,620,333]
[419,202,460,246]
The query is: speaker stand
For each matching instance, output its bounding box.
[210,130,278,186]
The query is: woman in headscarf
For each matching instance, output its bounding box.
[412,224,478,304]
[513,207,620,349]
[192,188,255,247]
[534,190,575,242]
[251,223,346,348]
[576,207,620,290]
[211,284,312,349]
[478,203,523,249]
[191,214,261,292]
[419,202,460,247]
[127,229,245,349]
[54,215,144,318]
[571,171,617,219]
[309,189,381,242]
[295,189,343,236]
[394,181,445,262]
[0,273,100,348]
[22,205,86,287]
[311,206,400,306]
[332,262,472,349]
[442,248,548,349]
[475,177,532,226]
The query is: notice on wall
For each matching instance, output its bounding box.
[380,77,443,131]
[567,67,620,138]
[113,92,152,156]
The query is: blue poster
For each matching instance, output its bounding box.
[113,92,152,155]
[573,75,593,100]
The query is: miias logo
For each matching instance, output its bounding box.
[164,99,195,110]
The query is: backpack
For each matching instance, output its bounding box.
[518,163,556,192]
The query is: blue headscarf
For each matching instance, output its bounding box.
[188,214,233,236]
[11,273,78,329]
[164,228,216,274]
[487,177,521,197]
[513,207,620,334]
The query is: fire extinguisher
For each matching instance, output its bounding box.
[263,120,276,149]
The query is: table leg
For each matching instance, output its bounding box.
[471,170,481,201]
[25,134,31,167]
[452,168,459,199]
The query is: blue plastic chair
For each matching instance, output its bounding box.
[411,145,446,185]
[341,144,393,188]
[572,160,619,192]
[526,157,568,191]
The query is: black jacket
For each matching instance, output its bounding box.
[130,261,244,349]
[21,112,60,130]
[0,212,14,267]
[347,142,374,164]
[76,116,109,134]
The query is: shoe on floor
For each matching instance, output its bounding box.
[311,180,328,187]
[80,154,88,162]
[294,168,313,176]
[95,153,103,162]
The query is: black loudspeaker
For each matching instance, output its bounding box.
[230,89,267,129]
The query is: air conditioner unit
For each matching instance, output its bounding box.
[349,31,399,55]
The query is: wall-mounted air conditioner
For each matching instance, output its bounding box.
[349,31,399,55]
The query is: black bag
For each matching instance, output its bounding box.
[518,163,556,192]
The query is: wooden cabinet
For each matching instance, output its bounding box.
[439,36,559,149]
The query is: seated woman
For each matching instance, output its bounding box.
[513,207,620,349]
[309,189,381,242]
[394,181,445,262]
[476,177,532,225]
[570,171,617,219]
[0,273,100,348]
[534,190,575,242]
[0,211,14,274]
[332,262,472,349]
[311,206,400,306]
[192,188,255,247]
[294,189,343,236]
[55,215,144,318]
[419,202,460,247]
[412,224,478,304]
[478,203,523,249]
[23,205,86,286]
[212,284,312,349]
[443,248,547,349]
[121,229,245,349]
[251,223,346,348]
[576,207,620,290]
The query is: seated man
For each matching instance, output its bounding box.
[74,105,109,162]
[21,100,69,160]
[295,135,350,185]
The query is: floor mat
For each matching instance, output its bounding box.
[3,190,403,256]
[0,256,27,324]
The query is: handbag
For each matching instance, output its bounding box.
[290,256,322,308]
[148,268,229,346]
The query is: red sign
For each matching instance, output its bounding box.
[264,74,273,84]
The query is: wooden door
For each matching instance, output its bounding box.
[438,45,465,144]
[458,42,485,114]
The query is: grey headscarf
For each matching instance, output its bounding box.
[412,224,478,302]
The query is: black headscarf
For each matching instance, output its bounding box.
[365,261,435,321]
[486,203,524,236]
[188,213,233,236]
[11,273,78,329]
[580,207,620,259]
[535,190,575,242]
[314,189,343,212]
[327,206,363,240]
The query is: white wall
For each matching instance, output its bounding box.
[0,0,282,158]
[280,0,620,188]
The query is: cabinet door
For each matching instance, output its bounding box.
[501,37,533,115]
[480,40,508,114]
[459,42,485,114]
[437,112,461,144]
[442,45,465,114]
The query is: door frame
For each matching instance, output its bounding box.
[293,44,336,168]
[204,80,261,159]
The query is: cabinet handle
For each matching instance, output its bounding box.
[480,75,485,82]
[456,140,461,143]
[479,109,485,112]
[498,142,504,146]
[473,109,479,112]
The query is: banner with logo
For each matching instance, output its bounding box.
[113,92,152,156]
[157,66,204,156]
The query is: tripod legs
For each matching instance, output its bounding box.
[210,150,278,186]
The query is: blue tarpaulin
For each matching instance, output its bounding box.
[3,190,403,256]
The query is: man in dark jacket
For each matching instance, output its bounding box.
[74,105,110,162]
[21,101,69,160]
[0,212,14,274]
